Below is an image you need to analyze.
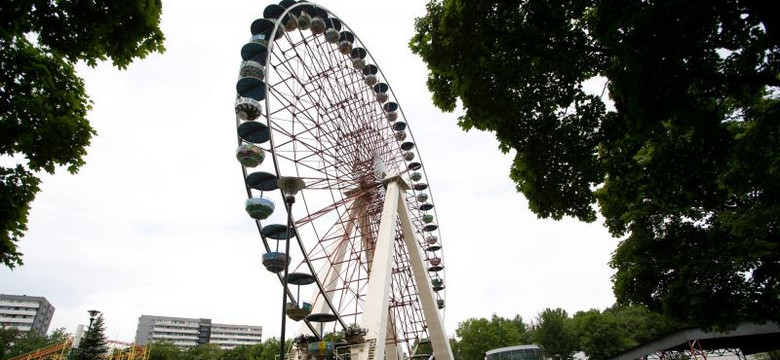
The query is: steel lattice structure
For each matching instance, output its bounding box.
[233,2,452,359]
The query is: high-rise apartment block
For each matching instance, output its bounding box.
[134,315,262,350]
[0,294,55,335]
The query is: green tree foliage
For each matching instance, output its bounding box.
[411,0,780,329]
[571,309,631,360]
[0,327,20,360]
[1,327,70,360]
[445,307,681,360]
[571,306,679,360]
[0,0,165,269]
[76,315,108,360]
[411,339,433,358]
[606,306,682,345]
[449,338,462,360]
[532,308,577,360]
[45,328,70,343]
[184,344,223,360]
[147,341,182,360]
[453,314,530,360]
[144,338,283,360]
[255,338,281,360]
[220,345,256,360]
[510,315,533,344]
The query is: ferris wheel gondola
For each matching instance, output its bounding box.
[233,2,452,359]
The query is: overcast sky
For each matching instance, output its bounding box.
[2,0,620,344]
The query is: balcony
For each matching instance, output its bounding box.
[171,341,198,347]
[0,301,40,308]
[211,328,263,334]
[0,317,34,324]
[152,334,199,341]
[152,326,199,334]
[211,339,262,346]
[0,309,38,316]
[0,324,32,331]
[153,320,199,328]
[211,336,263,340]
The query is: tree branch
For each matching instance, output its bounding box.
[688,70,780,88]
[490,29,611,55]
[745,0,780,46]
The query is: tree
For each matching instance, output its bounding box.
[411,0,780,329]
[46,328,70,344]
[146,341,182,360]
[453,315,527,360]
[0,0,165,269]
[221,345,255,360]
[1,327,70,360]
[532,308,577,360]
[571,306,684,360]
[450,338,462,360]
[510,315,533,344]
[183,344,222,360]
[76,315,108,360]
[571,309,631,360]
[0,327,20,360]
[410,338,433,358]
[256,337,281,360]
[605,306,682,346]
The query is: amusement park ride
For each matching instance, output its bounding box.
[7,339,73,360]
[233,1,453,360]
[7,339,148,360]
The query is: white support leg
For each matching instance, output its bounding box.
[358,180,401,360]
[397,192,454,360]
[385,318,401,360]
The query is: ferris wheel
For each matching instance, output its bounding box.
[233,2,452,359]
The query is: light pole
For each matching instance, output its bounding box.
[87,310,100,330]
[277,176,305,360]
[76,310,100,360]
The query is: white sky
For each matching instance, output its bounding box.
[1,0,619,343]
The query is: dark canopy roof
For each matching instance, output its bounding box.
[608,323,780,360]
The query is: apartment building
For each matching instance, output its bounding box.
[209,323,264,349]
[0,294,55,335]
[134,315,262,350]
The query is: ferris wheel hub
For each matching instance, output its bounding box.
[381,174,410,191]
[234,2,451,357]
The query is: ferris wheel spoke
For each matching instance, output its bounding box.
[303,191,383,316]
[303,198,364,315]
[282,53,369,138]
[295,187,379,226]
[274,118,346,160]
[235,4,449,356]
[272,151,346,180]
[278,141,333,165]
[268,107,360,168]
